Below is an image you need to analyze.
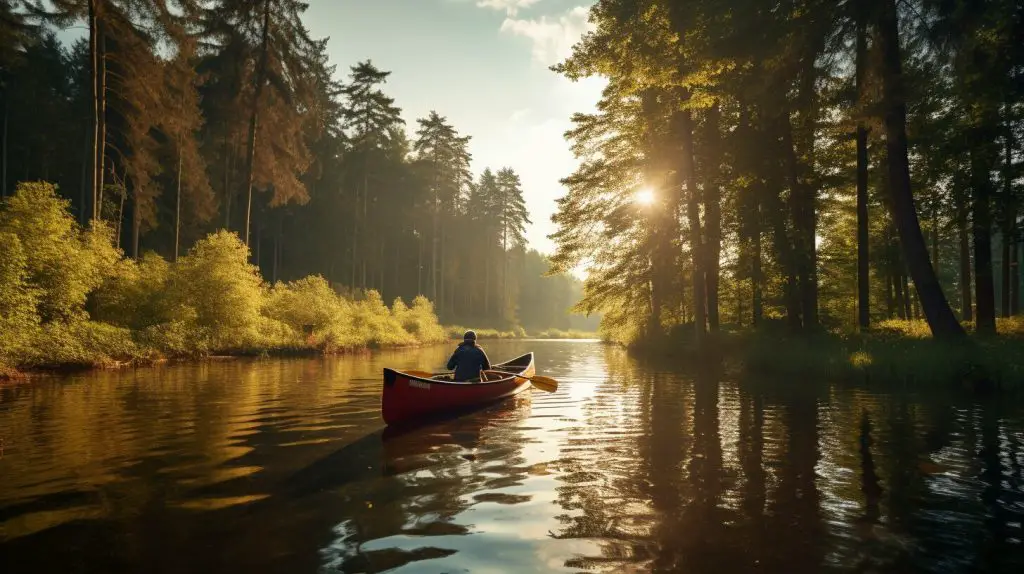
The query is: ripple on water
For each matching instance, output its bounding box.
[1,341,1024,573]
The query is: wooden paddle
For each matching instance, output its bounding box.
[401,369,558,392]
[484,369,558,392]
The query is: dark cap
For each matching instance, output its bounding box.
[463,330,477,341]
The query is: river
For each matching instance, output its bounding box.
[1,339,1022,573]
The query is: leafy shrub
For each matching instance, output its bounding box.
[92,252,172,330]
[874,319,933,339]
[0,182,109,322]
[168,230,264,351]
[264,275,347,345]
[29,321,141,368]
[393,296,446,344]
[349,290,410,347]
[1,183,452,367]
[0,232,40,362]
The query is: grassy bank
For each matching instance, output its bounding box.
[0,183,447,377]
[444,325,599,340]
[634,318,1024,392]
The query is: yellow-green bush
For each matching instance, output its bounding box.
[29,321,141,368]
[0,182,452,370]
[0,182,110,323]
[92,252,172,330]
[445,325,523,340]
[0,231,40,362]
[168,230,265,351]
[393,296,446,344]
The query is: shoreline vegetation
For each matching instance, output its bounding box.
[0,183,596,381]
[633,318,1024,392]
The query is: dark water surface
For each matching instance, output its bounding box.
[2,340,1024,573]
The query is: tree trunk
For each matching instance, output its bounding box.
[1011,236,1020,316]
[679,108,706,341]
[354,186,362,288]
[885,271,895,318]
[174,143,182,262]
[1,90,7,198]
[763,116,801,329]
[431,181,438,305]
[222,129,231,229]
[956,174,973,321]
[80,125,89,224]
[901,271,912,320]
[856,0,871,331]
[502,223,508,322]
[115,181,124,245]
[225,140,235,230]
[484,255,490,317]
[243,0,271,248]
[89,0,100,221]
[752,211,763,326]
[704,105,723,332]
[441,219,447,315]
[1002,120,1015,318]
[255,220,261,268]
[874,0,965,339]
[1002,227,1012,318]
[971,146,996,335]
[131,184,140,260]
[782,115,818,331]
[379,240,385,298]
[894,268,906,319]
[273,220,280,283]
[97,29,107,218]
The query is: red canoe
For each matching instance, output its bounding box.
[381,353,535,426]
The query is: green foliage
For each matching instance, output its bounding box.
[0,191,454,369]
[29,321,142,368]
[0,232,40,361]
[740,329,1024,391]
[0,182,106,322]
[392,296,447,345]
[91,252,171,330]
[169,230,265,350]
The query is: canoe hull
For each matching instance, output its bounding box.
[381,353,535,426]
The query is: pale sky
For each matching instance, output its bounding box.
[303,0,606,255]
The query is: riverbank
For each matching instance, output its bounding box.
[632,318,1024,392]
[444,325,599,340]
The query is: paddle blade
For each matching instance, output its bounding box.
[528,375,558,392]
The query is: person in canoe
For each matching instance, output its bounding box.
[447,330,491,382]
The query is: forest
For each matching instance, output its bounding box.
[0,1,596,372]
[549,0,1023,362]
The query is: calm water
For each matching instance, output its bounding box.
[1,340,1023,573]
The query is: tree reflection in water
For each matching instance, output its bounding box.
[1,341,1023,573]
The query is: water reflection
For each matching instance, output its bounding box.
[1,341,1023,573]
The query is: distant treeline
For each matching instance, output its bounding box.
[0,1,593,331]
[550,0,1022,344]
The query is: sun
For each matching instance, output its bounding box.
[633,187,655,206]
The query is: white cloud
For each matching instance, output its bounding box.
[499,6,593,66]
[509,108,532,123]
[475,0,543,16]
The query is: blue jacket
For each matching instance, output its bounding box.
[447,341,491,382]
